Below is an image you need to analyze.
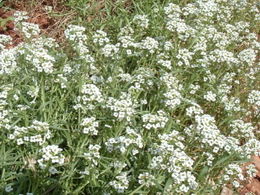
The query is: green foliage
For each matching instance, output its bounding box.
[0,0,259,194]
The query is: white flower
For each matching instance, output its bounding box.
[84,144,101,166]
[133,15,149,28]
[142,110,168,130]
[0,48,18,75]
[79,84,104,108]
[204,91,216,102]
[106,93,137,122]
[81,117,99,135]
[138,172,155,187]
[238,48,256,66]
[102,44,119,57]
[141,37,159,53]
[109,172,129,193]
[163,89,182,109]
[64,25,87,43]
[176,49,194,67]
[230,120,255,139]
[13,11,29,23]
[93,30,110,46]
[105,127,143,154]
[248,90,260,106]
[5,185,13,192]
[186,105,203,117]
[164,41,173,51]
[19,22,40,38]
[39,145,65,166]
[49,166,58,174]
[0,34,12,46]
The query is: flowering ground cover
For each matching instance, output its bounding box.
[0,0,259,194]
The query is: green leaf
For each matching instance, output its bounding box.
[198,166,209,181]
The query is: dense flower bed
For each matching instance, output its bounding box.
[0,0,259,194]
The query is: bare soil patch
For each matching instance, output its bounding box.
[1,0,74,46]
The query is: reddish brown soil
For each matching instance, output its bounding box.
[0,0,73,47]
[239,156,260,195]
[0,8,22,46]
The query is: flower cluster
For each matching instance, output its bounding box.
[222,164,244,188]
[230,120,255,139]
[38,145,65,168]
[13,11,29,23]
[8,120,51,145]
[0,34,12,50]
[149,132,198,193]
[93,30,110,46]
[106,93,137,122]
[248,90,260,106]
[19,22,40,39]
[138,172,155,187]
[204,91,217,102]
[64,25,87,43]
[83,144,101,167]
[109,172,129,193]
[18,37,58,74]
[133,14,149,28]
[140,37,159,54]
[102,43,120,58]
[80,117,99,135]
[105,126,143,154]
[142,110,168,130]
[75,84,104,110]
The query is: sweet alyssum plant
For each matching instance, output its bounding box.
[0,0,259,194]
